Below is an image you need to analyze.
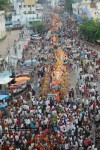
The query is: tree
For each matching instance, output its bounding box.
[0,0,10,12]
[79,19,100,43]
[30,21,46,33]
[65,0,73,14]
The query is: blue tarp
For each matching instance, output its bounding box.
[0,95,10,101]
[0,104,7,109]
[23,66,33,70]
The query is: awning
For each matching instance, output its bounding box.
[0,77,13,84]
[0,71,12,78]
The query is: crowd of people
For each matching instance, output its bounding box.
[0,12,100,150]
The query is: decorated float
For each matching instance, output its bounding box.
[41,15,69,101]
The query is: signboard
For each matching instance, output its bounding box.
[77,7,91,23]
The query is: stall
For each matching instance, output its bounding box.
[9,76,30,96]
[9,82,28,97]
[0,71,13,94]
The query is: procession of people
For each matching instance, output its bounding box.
[0,11,100,150]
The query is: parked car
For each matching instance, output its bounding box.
[31,34,42,40]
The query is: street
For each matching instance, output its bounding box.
[0,9,99,150]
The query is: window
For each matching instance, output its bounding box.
[19,5,21,8]
[32,5,34,7]
[24,5,26,7]
[28,5,30,7]
[24,11,26,14]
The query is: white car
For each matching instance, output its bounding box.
[31,34,42,40]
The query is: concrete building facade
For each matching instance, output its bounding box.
[14,0,36,15]
[72,0,100,19]
[11,0,43,25]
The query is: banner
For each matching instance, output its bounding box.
[77,7,92,23]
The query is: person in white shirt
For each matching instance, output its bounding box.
[65,143,70,150]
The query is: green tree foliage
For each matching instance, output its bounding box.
[65,0,73,14]
[0,0,9,11]
[30,21,46,33]
[79,19,100,43]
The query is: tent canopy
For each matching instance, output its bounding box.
[0,77,13,84]
[0,71,12,78]
[0,95,10,101]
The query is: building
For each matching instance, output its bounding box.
[11,0,43,25]
[0,11,6,40]
[50,0,59,8]
[72,0,100,19]
[95,1,100,18]
[14,0,36,15]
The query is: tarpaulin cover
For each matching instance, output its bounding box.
[15,77,30,83]
[23,60,40,65]
[0,104,7,109]
[0,95,10,101]
[0,77,13,84]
